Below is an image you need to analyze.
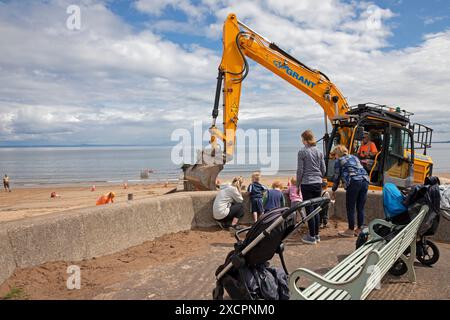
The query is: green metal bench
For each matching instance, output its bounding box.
[289,205,428,300]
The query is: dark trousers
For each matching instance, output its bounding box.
[301,183,322,237]
[346,179,369,230]
[320,207,329,225]
[218,202,244,225]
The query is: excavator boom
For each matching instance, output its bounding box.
[184,13,351,190]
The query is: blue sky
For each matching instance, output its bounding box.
[105,0,450,49]
[374,0,450,48]
[0,0,449,146]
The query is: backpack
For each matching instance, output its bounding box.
[403,176,441,236]
[214,207,295,300]
[383,183,407,219]
[218,262,289,300]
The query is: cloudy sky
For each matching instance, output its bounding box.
[0,0,449,146]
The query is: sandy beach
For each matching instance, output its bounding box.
[0,183,178,223]
[1,173,449,224]
[0,173,288,222]
[0,172,295,223]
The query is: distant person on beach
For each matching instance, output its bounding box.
[213,176,244,231]
[96,191,115,206]
[247,172,267,222]
[263,181,285,212]
[3,174,11,192]
[297,130,326,245]
[331,145,369,237]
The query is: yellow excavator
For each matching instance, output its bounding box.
[183,13,433,191]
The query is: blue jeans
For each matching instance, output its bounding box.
[301,183,322,237]
[346,179,369,230]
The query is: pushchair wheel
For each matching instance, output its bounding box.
[212,285,224,300]
[388,259,408,276]
[417,240,439,266]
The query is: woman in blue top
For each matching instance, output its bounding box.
[331,145,369,237]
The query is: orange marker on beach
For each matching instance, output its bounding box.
[96,192,115,206]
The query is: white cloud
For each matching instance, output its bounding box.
[0,0,450,146]
[264,0,356,29]
[0,0,219,144]
[197,0,450,140]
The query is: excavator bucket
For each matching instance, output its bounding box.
[182,163,224,191]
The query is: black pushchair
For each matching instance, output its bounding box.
[356,176,442,276]
[213,197,330,300]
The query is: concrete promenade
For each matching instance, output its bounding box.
[1,190,449,299]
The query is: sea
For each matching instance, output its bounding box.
[0,143,449,187]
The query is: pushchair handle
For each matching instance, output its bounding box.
[282,196,331,219]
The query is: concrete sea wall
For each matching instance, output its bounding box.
[1,190,449,285]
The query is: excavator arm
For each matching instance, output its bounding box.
[184,13,351,190]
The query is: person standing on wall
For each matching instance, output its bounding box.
[331,145,369,237]
[296,130,326,245]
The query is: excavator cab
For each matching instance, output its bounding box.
[325,103,433,190]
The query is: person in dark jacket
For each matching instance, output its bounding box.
[297,130,326,245]
[247,172,267,222]
[331,145,369,237]
[263,181,285,212]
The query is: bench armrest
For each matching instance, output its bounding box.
[368,219,395,238]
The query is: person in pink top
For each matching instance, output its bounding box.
[284,177,304,219]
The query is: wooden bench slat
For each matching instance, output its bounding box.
[361,213,425,297]
[304,243,383,297]
[302,244,375,296]
[289,206,428,300]
[304,243,385,299]
[303,246,374,298]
